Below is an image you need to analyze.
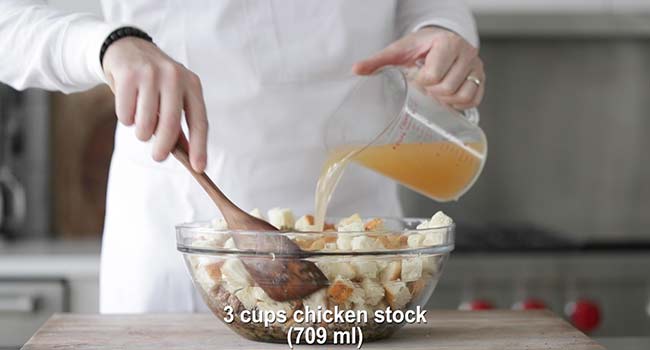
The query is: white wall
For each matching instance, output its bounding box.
[47,0,102,15]
[49,0,650,16]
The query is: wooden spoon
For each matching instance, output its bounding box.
[172,134,328,301]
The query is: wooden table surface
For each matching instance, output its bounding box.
[22,311,604,350]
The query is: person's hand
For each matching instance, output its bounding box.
[102,37,207,172]
[352,27,485,110]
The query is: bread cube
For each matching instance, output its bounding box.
[351,235,382,251]
[249,286,295,315]
[328,277,364,305]
[417,211,453,229]
[234,286,259,309]
[423,232,445,246]
[267,207,295,230]
[223,237,237,249]
[422,255,441,274]
[336,235,353,250]
[323,242,338,251]
[252,286,270,301]
[337,214,365,232]
[295,237,316,250]
[430,211,453,227]
[407,279,427,298]
[295,214,318,231]
[364,218,385,231]
[406,233,425,248]
[351,259,379,279]
[327,278,354,305]
[379,260,402,282]
[401,257,423,282]
[221,258,252,292]
[303,288,328,313]
[383,281,411,310]
[210,217,228,230]
[361,278,385,306]
[338,222,365,232]
[338,213,363,226]
[195,262,222,291]
[257,299,295,315]
[249,208,264,219]
[377,235,402,249]
[192,235,228,250]
[317,261,356,280]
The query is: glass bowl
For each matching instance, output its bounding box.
[176,217,454,343]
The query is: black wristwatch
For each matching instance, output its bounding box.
[99,26,154,67]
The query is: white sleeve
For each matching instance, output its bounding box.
[396,0,479,48]
[0,0,122,93]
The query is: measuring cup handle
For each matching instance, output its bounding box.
[410,60,481,125]
[463,108,480,125]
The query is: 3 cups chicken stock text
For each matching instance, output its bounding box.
[223,305,427,327]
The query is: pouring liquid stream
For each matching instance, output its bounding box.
[314,141,486,230]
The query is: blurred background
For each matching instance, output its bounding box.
[1,1,649,349]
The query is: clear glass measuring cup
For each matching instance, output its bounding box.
[320,66,487,204]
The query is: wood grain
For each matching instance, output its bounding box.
[22,311,604,350]
[50,86,116,237]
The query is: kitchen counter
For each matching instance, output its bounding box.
[0,239,100,279]
[21,311,603,349]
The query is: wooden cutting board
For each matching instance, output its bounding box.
[22,311,603,350]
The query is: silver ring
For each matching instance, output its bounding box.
[466,75,481,87]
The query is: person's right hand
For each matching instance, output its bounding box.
[102,37,207,172]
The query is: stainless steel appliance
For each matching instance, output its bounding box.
[0,85,50,239]
[401,33,650,339]
[401,37,650,243]
[426,229,650,337]
[0,280,67,349]
[0,86,26,237]
[0,240,100,349]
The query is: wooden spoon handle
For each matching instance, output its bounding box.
[171,134,329,301]
[171,134,238,219]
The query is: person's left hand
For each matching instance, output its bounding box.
[353,27,484,110]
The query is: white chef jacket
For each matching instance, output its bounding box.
[0,0,477,313]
